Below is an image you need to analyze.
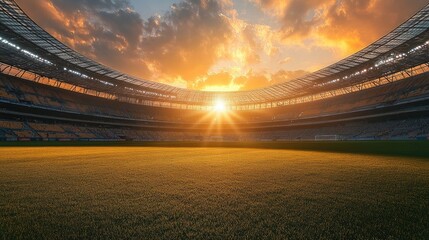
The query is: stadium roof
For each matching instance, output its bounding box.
[0,0,428,105]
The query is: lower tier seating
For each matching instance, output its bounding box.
[0,116,428,141]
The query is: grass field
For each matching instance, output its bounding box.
[0,146,428,239]
[1,140,429,158]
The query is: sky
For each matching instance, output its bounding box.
[14,0,428,92]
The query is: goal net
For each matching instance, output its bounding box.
[315,135,340,141]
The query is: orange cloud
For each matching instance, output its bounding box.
[15,0,152,79]
[251,0,428,54]
[140,0,234,85]
[192,69,308,91]
[14,0,428,92]
[14,0,306,91]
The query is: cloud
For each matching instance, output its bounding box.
[140,0,234,84]
[271,70,309,84]
[49,0,129,13]
[251,0,428,54]
[18,0,241,87]
[234,69,308,90]
[319,0,429,53]
[193,71,270,91]
[194,69,309,91]
[14,0,426,91]
[194,72,233,90]
[279,57,291,65]
[234,73,270,90]
[16,0,289,90]
[15,0,151,78]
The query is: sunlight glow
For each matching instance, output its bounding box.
[214,99,227,113]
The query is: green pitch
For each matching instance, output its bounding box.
[0,147,428,239]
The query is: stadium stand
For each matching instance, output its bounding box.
[0,0,429,141]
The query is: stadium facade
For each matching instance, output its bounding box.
[0,0,429,141]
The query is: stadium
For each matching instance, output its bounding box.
[0,0,429,239]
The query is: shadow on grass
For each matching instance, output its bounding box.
[0,140,428,159]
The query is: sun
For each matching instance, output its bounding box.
[213,99,227,113]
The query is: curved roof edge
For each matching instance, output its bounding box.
[0,0,428,104]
